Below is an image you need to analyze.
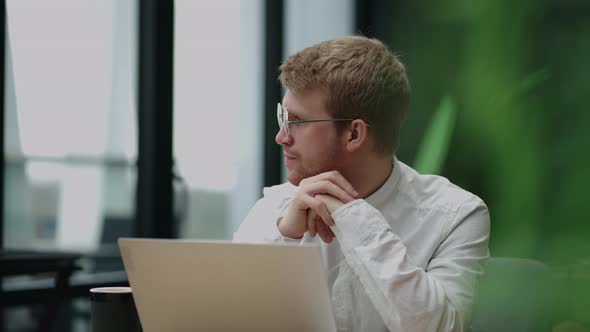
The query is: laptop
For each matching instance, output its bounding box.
[118,238,337,332]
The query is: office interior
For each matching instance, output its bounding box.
[1,0,589,331]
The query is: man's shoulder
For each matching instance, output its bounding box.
[262,181,296,199]
[397,160,486,213]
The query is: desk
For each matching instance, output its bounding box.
[0,250,80,332]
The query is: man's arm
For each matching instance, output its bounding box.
[324,196,490,332]
[233,172,352,244]
[233,192,299,243]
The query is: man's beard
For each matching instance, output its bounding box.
[287,152,344,186]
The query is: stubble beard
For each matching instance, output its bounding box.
[287,148,345,186]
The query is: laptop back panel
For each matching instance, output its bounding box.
[118,238,336,332]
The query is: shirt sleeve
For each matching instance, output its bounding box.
[233,194,302,244]
[330,198,490,332]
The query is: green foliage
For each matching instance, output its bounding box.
[413,96,457,175]
[389,0,590,326]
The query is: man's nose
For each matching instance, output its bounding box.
[275,127,292,145]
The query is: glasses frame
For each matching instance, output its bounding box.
[277,103,364,136]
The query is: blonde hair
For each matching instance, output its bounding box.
[279,36,410,155]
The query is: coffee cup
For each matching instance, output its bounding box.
[90,287,142,332]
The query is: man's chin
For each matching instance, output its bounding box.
[287,168,326,186]
[287,168,315,186]
[287,172,304,186]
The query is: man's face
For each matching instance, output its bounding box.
[275,88,347,185]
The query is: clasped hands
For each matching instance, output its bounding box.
[277,171,358,243]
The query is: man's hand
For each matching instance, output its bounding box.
[277,171,357,242]
[305,194,346,242]
[315,194,346,213]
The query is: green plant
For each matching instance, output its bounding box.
[413,96,457,175]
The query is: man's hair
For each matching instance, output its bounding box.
[279,36,410,156]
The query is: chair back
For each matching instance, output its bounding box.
[470,257,552,332]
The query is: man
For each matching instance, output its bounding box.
[234,36,490,331]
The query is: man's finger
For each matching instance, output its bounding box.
[307,209,317,238]
[327,225,336,238]
[305,170,358,198]
[315,215,336,239]
[304,180,355,203]
[304,196,335,227]
[315,217,333,243]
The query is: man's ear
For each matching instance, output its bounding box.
[345,119,369,152]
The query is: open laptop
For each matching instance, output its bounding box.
[118,238,337,332]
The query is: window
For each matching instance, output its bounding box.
[174,0,261,239]
[3,0,137,253]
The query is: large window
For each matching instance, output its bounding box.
[2,1,138,330]
[3,0,137,253]
[174,0,261,239]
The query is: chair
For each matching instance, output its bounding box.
[470,257,553,332]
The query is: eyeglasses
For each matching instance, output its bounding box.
[277,103,359,136]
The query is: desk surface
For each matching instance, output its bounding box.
[0,249,80,276]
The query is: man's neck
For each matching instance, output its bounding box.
[343,156,394,199]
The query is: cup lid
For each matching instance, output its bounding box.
[90,287,135,303]
[90,287,132,294]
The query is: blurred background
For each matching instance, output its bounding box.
[1,0,588,331]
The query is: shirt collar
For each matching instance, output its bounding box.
[365,155,401,207]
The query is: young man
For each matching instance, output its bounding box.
[234,36,490,331]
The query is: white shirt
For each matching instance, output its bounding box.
[234,157,490,332]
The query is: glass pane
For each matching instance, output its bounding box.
[174,0,261,240]
[3,0,137,254]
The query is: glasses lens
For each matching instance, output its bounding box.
[277,103,289,135]
[277,103,282,128]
